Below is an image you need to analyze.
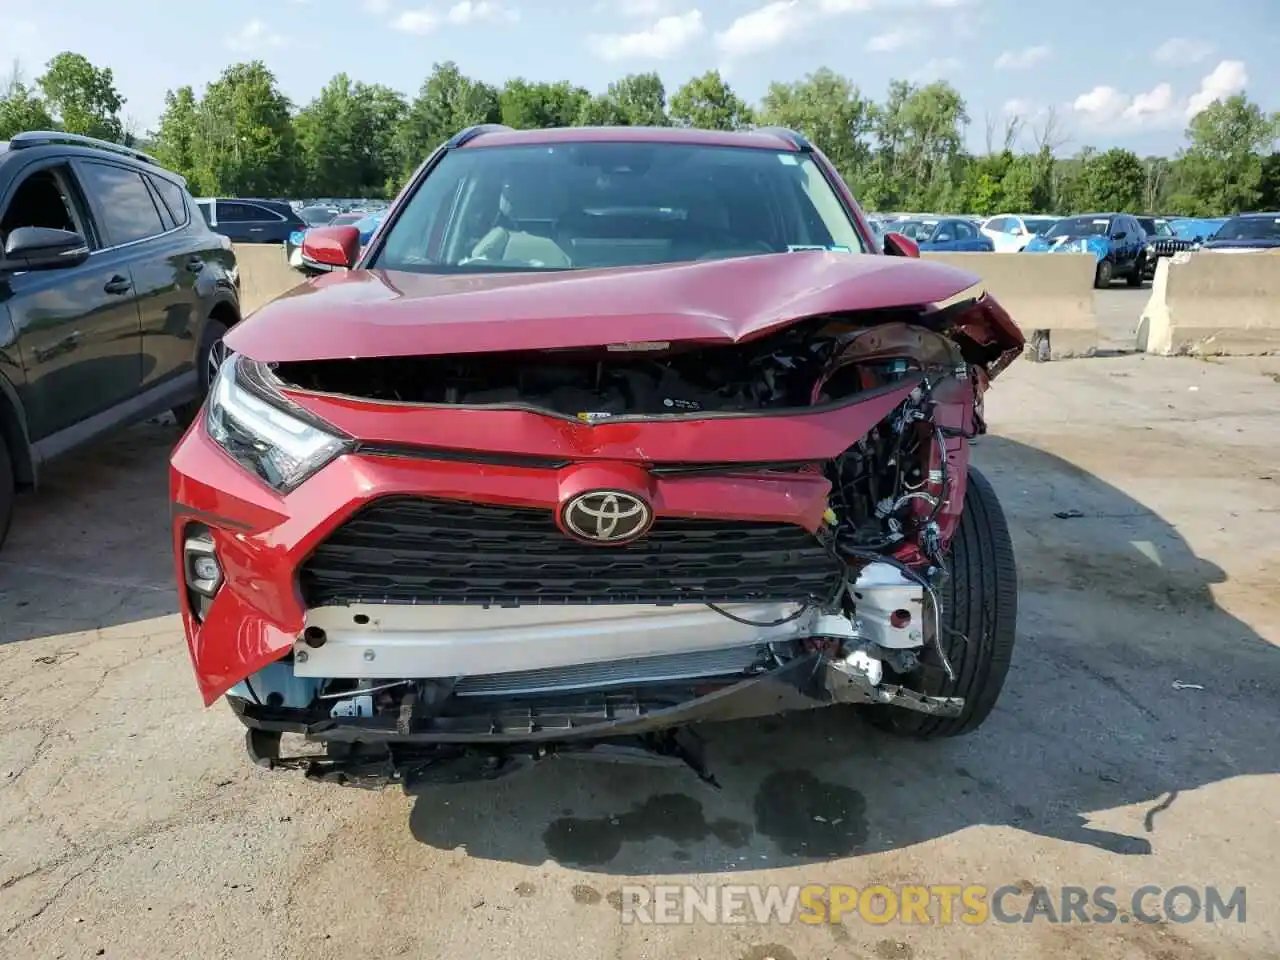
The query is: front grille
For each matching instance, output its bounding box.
[1151,239,1193,257]
[299,496,842,607]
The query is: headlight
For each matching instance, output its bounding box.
[1145,244,1156,255]
[206,355,352,492]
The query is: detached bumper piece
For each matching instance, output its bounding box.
[233,653,963,789]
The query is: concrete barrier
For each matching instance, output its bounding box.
[1138,253,1280,356]
[232,243,306,316]
[921,252,1098,359]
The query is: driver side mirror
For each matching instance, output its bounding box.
[300,225,361,274]
[1113,230,1127,240]
[882,232,920,258]
[1,226,90,272]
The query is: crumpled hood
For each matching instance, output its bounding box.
[225,250,985,362]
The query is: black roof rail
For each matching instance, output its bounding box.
[9,130,162,167]
[755,126,813,151]
[447,123,514,148]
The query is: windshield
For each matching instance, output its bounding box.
[299,206,338,225]
[1023,218,1057,235]
[1211,216,1280,241]
[330,213,365,225]
[372,141,866,273]
[1044,216,1111,239]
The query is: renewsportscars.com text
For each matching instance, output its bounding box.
[618,884,1247,926]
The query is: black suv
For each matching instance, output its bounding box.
[0,131,240,546]
[193,197,306,245]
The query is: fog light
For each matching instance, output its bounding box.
[184,532,222,597]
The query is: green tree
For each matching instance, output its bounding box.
[295,74,405,197]
[1168,96,1280,215]
[669,70,753,131]
[866,80,969,211]
[499,78,589,129]
[151,86,201,189]
[0,67,54,139]
[36,52,124,141]
[759,68,873,189]
[578,72,668,127]
[396,62,501,180]
[194,61,296,196]
[1076,148,1145,212]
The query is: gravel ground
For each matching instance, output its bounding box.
[1,352,1277,960]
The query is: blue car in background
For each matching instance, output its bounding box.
[1169,217,1228,244]
[353,210,387,246]
[891,217,994,252]
[1024,213,1147,288]
[1199,213,1280,252]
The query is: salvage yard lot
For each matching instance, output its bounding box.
[1,355,1277,960]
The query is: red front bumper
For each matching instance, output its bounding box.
[172,425,849,705]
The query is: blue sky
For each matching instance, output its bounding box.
[4,0,1277,155]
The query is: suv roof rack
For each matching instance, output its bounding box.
[9,130,162,167]
[755,126,813,152]
[447,124,513,148]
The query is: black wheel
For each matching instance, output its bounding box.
[1094,259,1114,288]
[172,319,230,429]
[867,466,1018,738]
[1126,259,1146,287]
[0,430,14,551]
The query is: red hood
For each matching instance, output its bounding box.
[225,251,983,362]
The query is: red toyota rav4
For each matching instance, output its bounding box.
[170,124,1023,787]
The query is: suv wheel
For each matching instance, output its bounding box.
[1126,258,1146,286]
[1094,259,1114,288]
[0,430,14,550]
[173,319,230,429]
[865,467,1018,739]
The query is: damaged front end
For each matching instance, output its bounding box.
[173,258,1022,788]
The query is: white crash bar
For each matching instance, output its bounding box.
[294,602,814,679]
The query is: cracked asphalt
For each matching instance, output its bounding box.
[1,351,1277,960]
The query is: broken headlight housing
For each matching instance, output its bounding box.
[206,354,352,492]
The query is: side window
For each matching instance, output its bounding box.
[0,164,96,247]
[216,202,254,223]
[78,162,166,246]
[149,175,189,227]
[987,217,1007,232]
[195,200,213,225]
[933,222,954,242]
[955,221,977,240]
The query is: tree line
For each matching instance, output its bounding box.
[3,52,1279,217]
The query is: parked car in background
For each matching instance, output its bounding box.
[1023,213,1147,288]
[1136,215,1194,278]
[0,131,240,547]
[172,123,1024,788]
[194,198,308,249]
[892,217,994,251]
[979,214,1059,252]
[1168,217,1228,244]
[1199,213,1280,252]
[297,205,339,227]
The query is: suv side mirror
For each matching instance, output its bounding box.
[1113,230,1127,240]
[300,225,361,273]
[1,226,90,272]
[882,232,920,258]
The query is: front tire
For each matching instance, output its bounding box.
[1127,258,1146,287]
[172,319,230,429]
[1094,259,1114,288]
[867,467,1018,739]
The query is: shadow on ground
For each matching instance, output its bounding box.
[406,435,1278,874]
[0,421,180,645]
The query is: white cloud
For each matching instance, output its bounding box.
[363,0,391,11]
[446,1,519,24]
[589,9,705,60]
[1072,85,1129,124]
[1153,37,1215,64]
[1186,59,1248,118]
[714,1,808,58]
[910,56,961,81]
[1123,82,1175,121]
[225,19,286,51]
[865,27,920,52]
[924,0,973,7]
[392,7,439,33]
[618,0,668,14]
[1003,98,1035,117]
[816,0,875,11]
[994,44,1050,70]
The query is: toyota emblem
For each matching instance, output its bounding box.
[562,490,653,544]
